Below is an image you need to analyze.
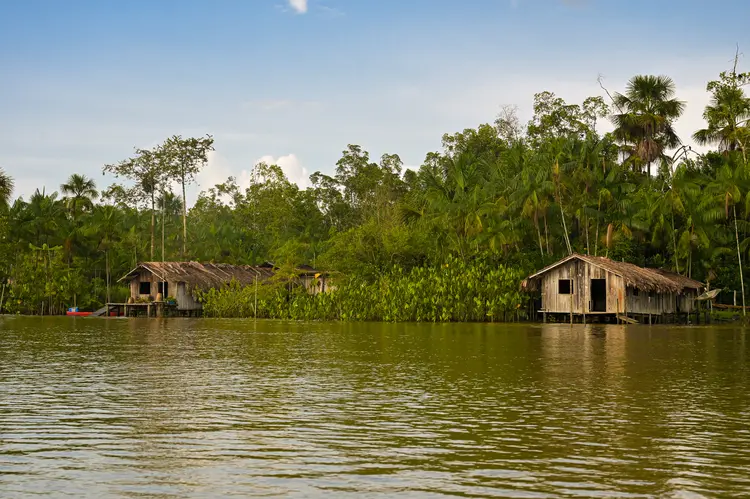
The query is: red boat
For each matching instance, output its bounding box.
[66,311,92,317]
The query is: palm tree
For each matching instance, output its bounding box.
[650,166,700,273]
[548,141,573,255]
[86,205,121,304]
[612,75,685,176]
[0,168,13,207]
[421,152,493,259]
[510,159,553,256]
[60,174,98,220]
[26,189,64,246]
[599,170,643,259]
[703,162,747,315]
[693,84,750,161]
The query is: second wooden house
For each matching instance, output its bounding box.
[117,261,333,315]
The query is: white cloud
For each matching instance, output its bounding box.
[288,0,308,14]
[195,151,310,205]
[197,150,245,194]
[255,153,310,188]
[0,46,731,203]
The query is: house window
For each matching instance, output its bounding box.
[633,288,640,297]
[139,281,151,295]
[558,279,573,295]
[158,282,169,297]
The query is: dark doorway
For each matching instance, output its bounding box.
[591,279,607,312]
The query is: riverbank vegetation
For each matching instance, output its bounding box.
[1,62,750,318]
[199,257,526,321]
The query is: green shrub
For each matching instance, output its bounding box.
[199,256,529,322]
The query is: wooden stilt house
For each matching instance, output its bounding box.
[118,261,333,314]
[522,254,703,322]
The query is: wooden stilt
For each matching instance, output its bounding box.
[570,293,573,325]
[616,298,620,324]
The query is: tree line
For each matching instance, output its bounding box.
[1,63,750,317]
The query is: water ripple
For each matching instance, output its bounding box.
[1,318,749,497]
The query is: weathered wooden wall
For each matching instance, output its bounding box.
[300,275,336,295]
[540,260,697,316]
[129,277,139,299]
[678,290,697,313]
[175,282,202,311]
[129,271,157,300]
[540,259,624,314]
[626,288,697,315]
[625,289,676,315]
[535,257,701,317]
[128,271,203,310]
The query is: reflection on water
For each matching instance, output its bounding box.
[1,318,749,497]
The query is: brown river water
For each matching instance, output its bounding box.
[1,317,749,498]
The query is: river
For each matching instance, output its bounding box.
[1,317,749,497]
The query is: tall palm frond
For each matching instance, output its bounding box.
[611,75,685,174]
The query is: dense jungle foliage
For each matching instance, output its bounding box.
[199,257,527,321]
[2,66,750,318]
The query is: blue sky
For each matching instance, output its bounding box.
[1,0,749,201]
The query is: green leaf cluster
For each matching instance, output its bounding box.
[199,256,528,322]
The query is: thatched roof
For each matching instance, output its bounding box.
[522,254,703,294]
[651,268,703,291]
[119,262,277,291]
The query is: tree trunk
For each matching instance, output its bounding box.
[594,194,601,256]
[557,188,572,255]
[105,249,111,305]
[734,205,746,316]
[671,210,680,274]
[560,203,572,255]
[535,218,544,257]
[584,213,590,255]
[161,192,166,262]
[150,192,155,260]
[182,170,187,259]
[133,206,139,267]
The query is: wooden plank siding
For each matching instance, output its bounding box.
[175,282,202,311]
[128,270,200,310]
[300,275,337,295]
[626,289,697,315]
[541,259,623,314]
[528,254,702,317]
[129,272,159,301]
[626,288,675,315]
[540,259,692,316]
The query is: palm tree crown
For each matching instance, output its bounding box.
[60,174,98,218]
[612,75,685,174]
[692,85,750,154]
[0,168,13,207]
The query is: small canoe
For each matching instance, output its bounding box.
[66,311,93,317]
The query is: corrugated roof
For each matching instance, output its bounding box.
[522,254,703,294]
